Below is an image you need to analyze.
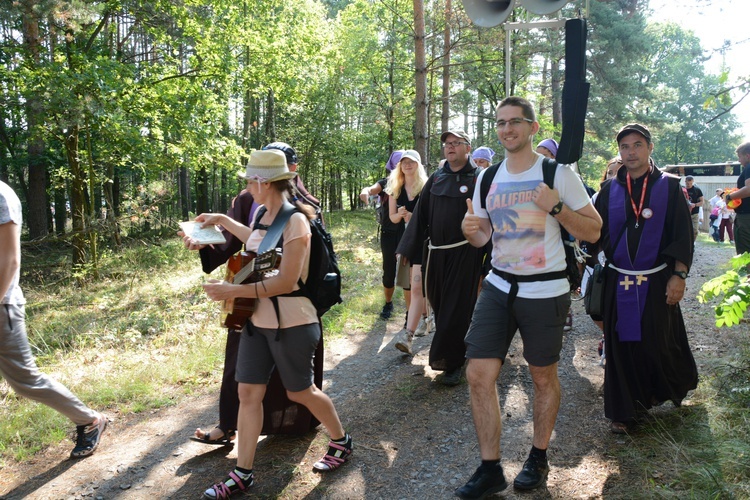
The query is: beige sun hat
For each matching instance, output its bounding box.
[237,149,297,183]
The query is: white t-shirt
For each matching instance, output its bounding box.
[473,154,592,299]
[0,181,25,305]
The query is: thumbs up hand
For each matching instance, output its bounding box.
[462,198,481,238]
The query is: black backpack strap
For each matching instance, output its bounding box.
[479,163,501,210]
[542,157,558,189]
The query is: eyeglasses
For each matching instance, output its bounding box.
[495,117,533,128]
[442,141,469,148]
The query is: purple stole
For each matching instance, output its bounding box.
[609,173,668,341]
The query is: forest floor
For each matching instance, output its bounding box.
[0,239,741,500]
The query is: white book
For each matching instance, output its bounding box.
[178,221,227,245]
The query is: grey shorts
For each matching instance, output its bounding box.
[236,322,321,392]
[465,280,570,367]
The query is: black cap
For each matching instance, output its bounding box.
[263,142,298,165]
[616,123,651,144]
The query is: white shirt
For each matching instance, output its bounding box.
[0,181,26,305]
[473,154,592,299]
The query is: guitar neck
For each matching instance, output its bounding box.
[233,257,257,284]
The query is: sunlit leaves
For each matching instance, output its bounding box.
[698,253,750,327]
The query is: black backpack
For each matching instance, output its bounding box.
[301,215,343,316]
[254,204,343,318]
[480,157,582,291]
[376,192,389,226]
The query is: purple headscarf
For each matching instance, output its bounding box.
[385,150,404,172]
[536,138,559,158]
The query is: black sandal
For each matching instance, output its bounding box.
[190,427,236,445]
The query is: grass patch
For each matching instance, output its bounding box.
[609,336,750,498]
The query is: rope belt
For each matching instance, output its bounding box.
[428,240,469,250]
[423,239,470,320]
[608,263,667,276]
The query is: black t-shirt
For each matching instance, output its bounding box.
[686,185,703,215]
[735,164,750,214]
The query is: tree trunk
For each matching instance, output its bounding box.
[551,58,562,126]
[22,0,49,239]
[179,166,190,221]
[440,0,451,137]
[85,120,99,278]
[476,98,484,143]
[103,163,121,246]
[266,88,276,142]
[196,165,209,215]
[54,184,66,235]
[413,0,428,165]
[65,124,87,268]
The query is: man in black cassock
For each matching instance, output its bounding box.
[397,130,485,386]
[593,123,698,434]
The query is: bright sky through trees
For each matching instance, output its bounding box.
[650,0,750,140]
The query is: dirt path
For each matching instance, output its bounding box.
[0,242,737,499]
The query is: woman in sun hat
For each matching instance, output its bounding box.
[194,149,352,499]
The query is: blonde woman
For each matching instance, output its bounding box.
[386,150,431,355]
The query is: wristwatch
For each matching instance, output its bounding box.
[726,193,732,201]
[549,201,564,216]
[672,270,688,279]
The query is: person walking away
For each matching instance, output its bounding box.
[593,123,697,435]
[0,180,108,459]
[456,96,601,498]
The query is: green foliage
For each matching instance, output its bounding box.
[698,253,750,327]
[2,0,748,266]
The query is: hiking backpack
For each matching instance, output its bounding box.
[480,157,583,291]
[254,204,343,317]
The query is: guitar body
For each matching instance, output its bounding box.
[222,250,281,329]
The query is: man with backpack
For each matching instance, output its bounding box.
[456,97,601,497]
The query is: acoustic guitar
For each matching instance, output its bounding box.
[221,249,281,329]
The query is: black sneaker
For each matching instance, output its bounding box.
[70,413,109,458]
[513,454,549,490]
[379,302,394,319]
[440,367,462,386]
[455,464,508,499]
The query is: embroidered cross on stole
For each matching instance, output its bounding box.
[609,174,668,341]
